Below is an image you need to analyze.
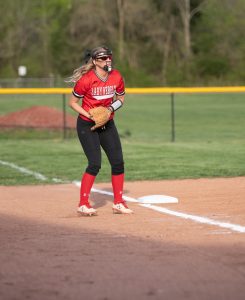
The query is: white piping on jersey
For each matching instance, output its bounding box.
[115,91,125,96]
[93,93,115,100]
[73,91,84,98]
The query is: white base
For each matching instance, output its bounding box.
[137,194,178,204]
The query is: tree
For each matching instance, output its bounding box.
[193,0,245,83]
[0,0,244,86]
[173,0,205,83]
[150,1,179,84]
[176,0,204,59]
[117,0,125,61]
[0,0,38,76]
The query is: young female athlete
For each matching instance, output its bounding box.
[68,46,133,216]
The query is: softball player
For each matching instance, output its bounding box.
[69,46,133,216]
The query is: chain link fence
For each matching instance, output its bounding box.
[0,86,244,142]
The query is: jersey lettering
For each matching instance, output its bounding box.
[73,69,125,121]
[91,85,117,100]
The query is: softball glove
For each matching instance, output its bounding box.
[89,106,111,131]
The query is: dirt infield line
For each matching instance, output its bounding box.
[2,159,245,234]
[140,204,245,233]
[0,159,47,181]
[0,159,62,182]
[75,181,245,233]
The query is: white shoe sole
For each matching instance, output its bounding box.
[77,210,97,217]
[112,208,133,214]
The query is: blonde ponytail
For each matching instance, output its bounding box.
[66,58,94,83]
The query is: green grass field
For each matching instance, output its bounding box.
[0,93,244,185]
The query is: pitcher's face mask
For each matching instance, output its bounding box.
[92,48,113,72]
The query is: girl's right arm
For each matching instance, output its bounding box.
[69,94,92,119]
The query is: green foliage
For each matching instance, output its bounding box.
[195,56,230,77]
[117,62,157,87]
[193,0,245,84]
[0,0,245,85]
[0,65,16,78]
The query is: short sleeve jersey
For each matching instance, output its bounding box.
[73,69,125,121]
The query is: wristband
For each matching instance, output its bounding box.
[110,99,123,112]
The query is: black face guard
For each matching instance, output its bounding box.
[103,64,112,72]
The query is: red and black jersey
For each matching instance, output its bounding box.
[73,69,125,121]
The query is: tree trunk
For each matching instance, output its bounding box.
[117,0,125,61]
[181,0,191,60]
[41,0,51,75]
[185,0,191,59]
[162,17,175,84]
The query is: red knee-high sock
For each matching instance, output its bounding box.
[79,172,96,207]
[112,173,124,204]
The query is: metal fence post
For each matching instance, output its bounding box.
[171,93,175,142]
[62,94,67,139]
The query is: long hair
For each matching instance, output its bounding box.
[66,46,112,83]
[66,57,94,83]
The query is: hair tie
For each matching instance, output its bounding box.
[83,49,91,64]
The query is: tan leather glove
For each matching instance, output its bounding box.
[89,106,111,131]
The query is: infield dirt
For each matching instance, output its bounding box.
[0,177,245,300]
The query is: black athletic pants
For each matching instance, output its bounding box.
[76,117,124,176]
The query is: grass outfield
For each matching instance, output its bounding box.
[0,93,244,142]
[0,92,244,185]
[0,139,244,185]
